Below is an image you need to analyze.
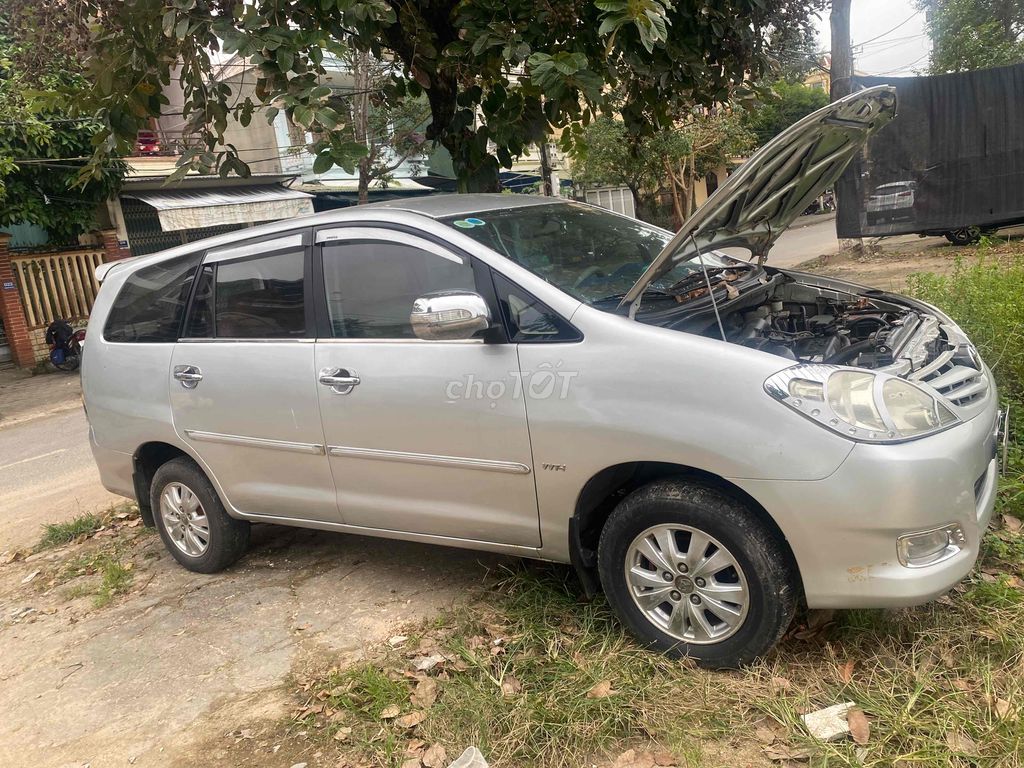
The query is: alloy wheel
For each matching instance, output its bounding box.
[159,481,210,557]
[624,524,750,644]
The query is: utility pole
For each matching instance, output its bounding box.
[830,0,862,254]
[539,141,554,196]
[830,0,853,102]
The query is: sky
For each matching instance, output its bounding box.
[813,0,932,77]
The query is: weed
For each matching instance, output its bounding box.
[59,549,134,607]
[38,513,105,550]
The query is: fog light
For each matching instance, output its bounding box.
[897,524,966,568]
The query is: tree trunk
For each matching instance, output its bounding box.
[352,49,373,204]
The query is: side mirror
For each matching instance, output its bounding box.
[410,291,492,341]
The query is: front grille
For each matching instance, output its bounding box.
[910,351,989,407]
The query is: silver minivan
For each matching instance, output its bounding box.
[84,88,1000,667]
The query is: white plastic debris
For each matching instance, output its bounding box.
[801,702,855,741]
[447,747,488,768]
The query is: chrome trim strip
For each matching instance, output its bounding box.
[177,337,315,344]
[315,337,484,345]
[327,445,531,474]
[231,511,542,554]
[206,233,306,262]
[185,430,325,455]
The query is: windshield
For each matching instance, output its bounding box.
[440,202,745,306]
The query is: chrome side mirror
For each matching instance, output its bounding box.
[410,291,492,341]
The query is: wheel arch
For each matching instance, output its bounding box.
[132,441,193,526]
[569,461,802,599]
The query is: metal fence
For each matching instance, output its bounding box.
[10,249,104,328]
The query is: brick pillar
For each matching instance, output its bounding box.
[100,228,132,261]
[0,233,36,367]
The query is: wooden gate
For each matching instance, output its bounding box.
[10,249,105,328]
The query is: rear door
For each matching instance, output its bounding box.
[170,230,339,523]
[312,226,541,547]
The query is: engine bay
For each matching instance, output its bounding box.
[672,275,947,371]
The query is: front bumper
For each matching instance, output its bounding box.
[731,394,999,608]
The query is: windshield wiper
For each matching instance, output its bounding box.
[592,289,674,305]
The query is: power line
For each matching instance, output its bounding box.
[854,11,922,48]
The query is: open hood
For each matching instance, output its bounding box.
[620,86,897,311]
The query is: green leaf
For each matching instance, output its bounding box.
[277,49,294,72]
[312,153,334,174]
[162,10,177,38]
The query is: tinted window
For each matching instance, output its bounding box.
[215,250,306,338]
[183,265,213,338]
[322,241,475,339]
[104,253,202,343]
[492,273,580,343]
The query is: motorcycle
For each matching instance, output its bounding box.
[45,319,86,372]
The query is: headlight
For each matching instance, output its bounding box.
[765,364,960,443]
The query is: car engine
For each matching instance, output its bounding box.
[712,280,949,371]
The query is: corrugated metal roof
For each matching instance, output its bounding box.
[123,184,312,210]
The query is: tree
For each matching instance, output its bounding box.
[336,49,429,205]
[571,116,689,220]
[74,0,824,193]
[741,80,829,147]
[0,11,123,244]
[571,110,753,226]
[920,0,1024,73]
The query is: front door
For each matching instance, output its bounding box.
[313,227,540,547]
[170,231,339,523]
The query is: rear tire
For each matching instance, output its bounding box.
[150,457,250,573]
[945,226,981,246]
[598,478,797,668]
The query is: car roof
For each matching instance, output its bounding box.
[97,194,568,282]
[360,193,564,218]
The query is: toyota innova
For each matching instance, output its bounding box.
[83,88,1002,666]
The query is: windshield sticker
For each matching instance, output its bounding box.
[452,219,476,229]
[464,217,485,226]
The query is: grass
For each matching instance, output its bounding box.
[60,548,135,607]
[37,512,105,549]
[36,502,141,551]
[298,560,1024,767]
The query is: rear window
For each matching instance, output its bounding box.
[103,253,202,343]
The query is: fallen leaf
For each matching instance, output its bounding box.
[20,569,40,585]
[946,730,979,755]
[404,738,426,755]
[653,750,676,766]
[500,675,522,698]
[847,708,870,745]
[993,697,1013,719]
[379,705,401,719]
[763,743,813,762]
[421,743,447,768]
[389,635,409,647]
[1002,514,1022,533]
[586,679,616,698]
[838,660,855,684]
[611,749,657,768]
[413,654,445,673]
[333,727,352,742]
[400,759,422,768]
[410,677,438,708]
[396,711,427,728]
[754,725,778,745]
[771,676,792,691]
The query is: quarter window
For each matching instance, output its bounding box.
[492,273,581,343]
[214,250,306,338]
[103,253,202,343]
[322,241,476,339]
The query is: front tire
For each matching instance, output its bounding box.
[598,479,797,668]
[151,457,250,573]
[945,226,981,245]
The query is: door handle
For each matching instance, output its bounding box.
[173,365,203,389]
[318,367,360,395]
